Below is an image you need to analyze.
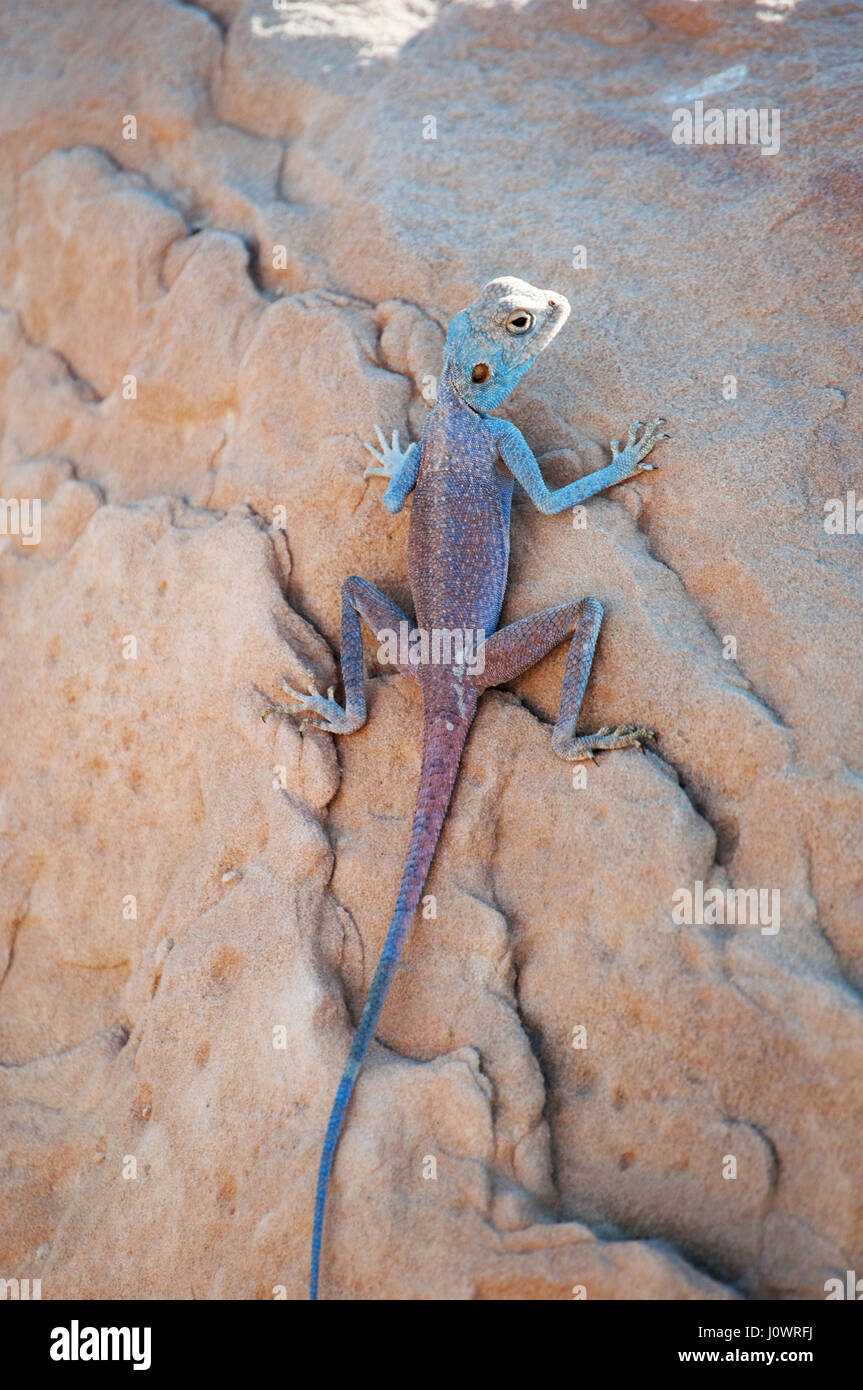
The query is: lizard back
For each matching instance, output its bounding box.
[408,373,512,643]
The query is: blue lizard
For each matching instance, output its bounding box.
[265,276,668,1299]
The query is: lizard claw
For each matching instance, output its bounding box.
[362,428,386,474]
[299,716,331,734]
[553,721,658,762]
[362,426,415,481]
[611,416,670,474]
[263,675,315,721]
[267,674,364,736]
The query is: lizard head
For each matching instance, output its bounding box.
[444,276,571,414]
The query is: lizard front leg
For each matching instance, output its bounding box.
[263,577,418,734]
[362,426,421,514]
[477,597,655,762]
[493,416,669,514]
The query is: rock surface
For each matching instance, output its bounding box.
[0,0,860,1300]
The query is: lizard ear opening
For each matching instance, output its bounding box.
[471,363,491,383]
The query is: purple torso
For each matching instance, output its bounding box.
[408,372,512,651]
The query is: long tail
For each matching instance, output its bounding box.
[310,697,475,1299]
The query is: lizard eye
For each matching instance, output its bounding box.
[505,310,535,335]
[471,363,491,383]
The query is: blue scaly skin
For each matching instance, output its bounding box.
[264,276,669,1298]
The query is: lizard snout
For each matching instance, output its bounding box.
[534,290,570,348]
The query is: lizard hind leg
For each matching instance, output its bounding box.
[477,597,656,762]
[263,576,418,734]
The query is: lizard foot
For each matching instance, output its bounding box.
[610,417,670,474]
[262,676,364,735]
[362,426,411,480]
[552,722,657,763]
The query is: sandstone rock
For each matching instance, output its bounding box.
[0,0,860,1300]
